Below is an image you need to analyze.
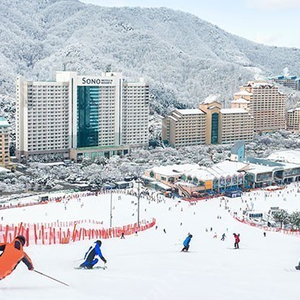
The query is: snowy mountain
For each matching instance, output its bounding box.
[1,0,300,117]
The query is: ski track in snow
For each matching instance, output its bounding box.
[1,184,300,299]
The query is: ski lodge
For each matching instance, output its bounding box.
[144,150,300,198]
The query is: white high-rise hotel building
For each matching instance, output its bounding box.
[16,71,149,161]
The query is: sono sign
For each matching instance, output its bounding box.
[79,77,114,85]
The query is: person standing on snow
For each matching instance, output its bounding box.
[181,233,193,252]
[79,240,107,269]
[0,235,34,280]
[233,233,240,249]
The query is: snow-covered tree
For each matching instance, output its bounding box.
[272,210,290,228]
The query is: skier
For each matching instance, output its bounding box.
[79,240,107,269]
[295,258,300,270]
[233,233,240,249]
[181,233,193,252]
[0,235,34,280]
[221,233,226,241]
[120,232,125,239]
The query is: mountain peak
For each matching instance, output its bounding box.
[0,4,299,113]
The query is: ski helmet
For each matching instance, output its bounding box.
[96,240,102,246]
[16,235,26,246]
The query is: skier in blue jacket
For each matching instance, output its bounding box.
[79,240,107,269]
[181,233,193,252]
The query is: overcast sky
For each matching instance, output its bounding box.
[79,0,300,48]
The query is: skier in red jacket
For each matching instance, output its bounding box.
[0,235,34,280]
[233,233,240,249]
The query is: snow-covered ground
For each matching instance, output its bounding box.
[1,184,300,300]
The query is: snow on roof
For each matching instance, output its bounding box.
[174,181,195,187]
[151,181,172,190]
[202,95,220,104]
[150,161,248,181]
[234,90,253,96]
[207,105,220,110]
[151,166,178,177]
[168,116,177,122]
[176,109,204,115]
[267,150,300,165]
[245,157,300,175]
[247,81,274,88]
[287,108,300,112]
[151,164,194,177]
[141,175,156,181]
[185,168,215,181]
[220,108,248,114]
[38,162,65,166]
[208,161,248,178]
[231,98,250,104]
[115,181,131,185]
[0,117,10,127]
[172,112,181,119]
[170,164,200,173]
[246,163,276,175]
[149,157,300,182]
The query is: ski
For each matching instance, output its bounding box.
[74,266,107,270]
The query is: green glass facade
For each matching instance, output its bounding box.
[77,86,99,148]
[211,113,219,144]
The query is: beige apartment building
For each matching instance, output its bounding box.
[230,98,250,110]
[198,100,222,144]
[220,108,254,144]
[287,108,300,131]
[16,76,70,160]
[162,100,254,147]
[162,109,206,147]
[0,117,10,167]
[234,81,286,133]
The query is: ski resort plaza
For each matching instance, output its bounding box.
[143,149,300,198]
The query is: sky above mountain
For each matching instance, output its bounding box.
[80,0,300,49]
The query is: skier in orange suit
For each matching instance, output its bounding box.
[0,235,34,280]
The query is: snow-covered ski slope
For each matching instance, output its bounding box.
[1,183,300,300]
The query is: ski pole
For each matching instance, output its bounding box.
[34,270,69,287]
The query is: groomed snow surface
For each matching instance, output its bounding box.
[1,184,300,300]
